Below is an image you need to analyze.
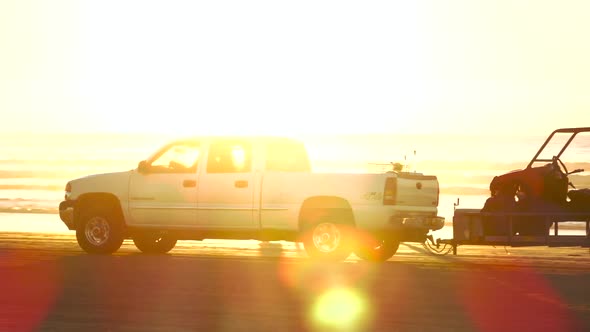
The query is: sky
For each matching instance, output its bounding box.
[1,0,589,137]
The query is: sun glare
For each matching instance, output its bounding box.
[310,287,370,331]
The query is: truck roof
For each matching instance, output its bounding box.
[168,136,305,146]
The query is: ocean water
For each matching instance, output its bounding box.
[1,132,588,233]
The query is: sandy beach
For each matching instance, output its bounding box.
[1,231,589,332]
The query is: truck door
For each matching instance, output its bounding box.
[197,140,256,229]
[128,141,200,227]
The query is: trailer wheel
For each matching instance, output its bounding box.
[354,237,399,262]
[303,219,353,261]
[133,231,177,254]
[76,206,124,254]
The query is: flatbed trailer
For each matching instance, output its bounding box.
[439,209,590,255]
[431,127,590,256]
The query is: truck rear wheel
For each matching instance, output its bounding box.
[76,207,124,254]
[303,220,353,261]
[133,231,177,254]
[354,237,399,262]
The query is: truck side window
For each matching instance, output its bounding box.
[207,141,252,173]
[150,143,200,173]
[266,142,311,172]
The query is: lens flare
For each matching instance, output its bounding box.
[311,287,370,331]
[0,250,61,331]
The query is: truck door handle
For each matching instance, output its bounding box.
[183,180,197,188]
[235,180,248,188]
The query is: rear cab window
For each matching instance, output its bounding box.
[265,140,311,172]
[207,140,252,173]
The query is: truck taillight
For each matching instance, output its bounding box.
[383,177,397,205]
[435,186,439,206]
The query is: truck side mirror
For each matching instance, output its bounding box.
[138,160,150,173]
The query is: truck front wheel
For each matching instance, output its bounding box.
[303,220,354,261]
[133,231,177,254]
[76,208,125,254]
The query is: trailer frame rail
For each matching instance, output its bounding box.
[439,209,590,255]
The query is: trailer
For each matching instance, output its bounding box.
[437,209,590,255]
[430,127,590,255]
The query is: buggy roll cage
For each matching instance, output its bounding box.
[526,127,590,169]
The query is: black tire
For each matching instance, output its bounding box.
[303,219,354,261]
[133,231,177,254]
[76,206,125,255]
[354,237,399,262]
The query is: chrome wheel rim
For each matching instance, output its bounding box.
[85,216,110,246]
[145,231,166,243]
[370,240,386,251]
[152,231,167,243]
[312,222,341,253]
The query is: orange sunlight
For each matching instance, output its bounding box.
[2,1,589,137]
[1,2,590,331]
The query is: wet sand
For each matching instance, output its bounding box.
[1,232,589,332]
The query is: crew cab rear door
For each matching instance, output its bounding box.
[196,139,256,229]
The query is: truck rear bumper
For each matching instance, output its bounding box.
[59,200,76,230]
[389,215,445,231]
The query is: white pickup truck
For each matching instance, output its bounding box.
[59,136,444,261]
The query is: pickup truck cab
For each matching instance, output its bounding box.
[59,136,444,261]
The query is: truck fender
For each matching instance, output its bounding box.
[297,196,356,231]
[74,193,126,230]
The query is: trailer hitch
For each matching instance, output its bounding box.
[423,233,453,256]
